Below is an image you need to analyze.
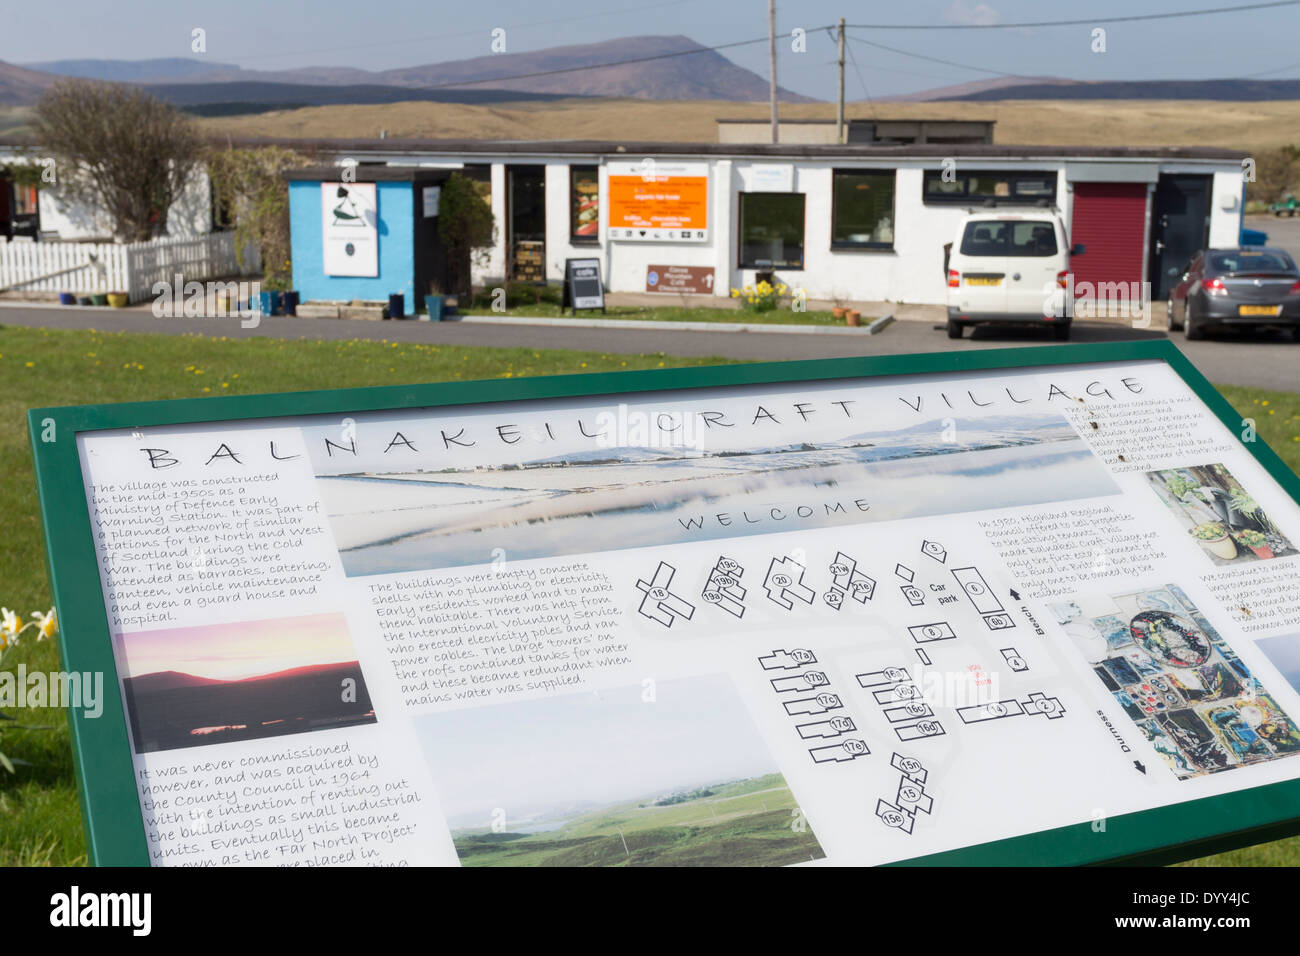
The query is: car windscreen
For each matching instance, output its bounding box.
[1207,251,1297,275]
[959,220,1058,257]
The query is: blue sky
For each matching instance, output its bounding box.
[10,0,1300,98]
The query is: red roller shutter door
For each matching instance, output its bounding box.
[1069,182,1148,288]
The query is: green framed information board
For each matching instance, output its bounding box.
[28,340,1300,867]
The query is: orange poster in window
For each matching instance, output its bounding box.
[606,165,709,240]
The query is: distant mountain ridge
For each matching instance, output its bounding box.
[12,36,815,109]
[946,78,1300,101]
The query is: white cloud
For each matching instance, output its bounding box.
[942,0,1002,27]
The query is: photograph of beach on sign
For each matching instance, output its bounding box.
[416,674,825,867]
[309,408,1118,576]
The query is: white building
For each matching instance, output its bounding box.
[6,136,1249,305]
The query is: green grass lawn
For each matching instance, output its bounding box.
[1,325,1298,866]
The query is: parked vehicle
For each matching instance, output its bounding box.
[1165,247,1300,340]
[945,210,1083,340]
[1269,194,1298,216]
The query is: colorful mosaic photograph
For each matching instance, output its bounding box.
[1052,585,1300,780]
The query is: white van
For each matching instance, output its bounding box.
[945,210,1082,340]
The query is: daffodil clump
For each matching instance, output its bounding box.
[730,280,787,313]
[0,607,58,774]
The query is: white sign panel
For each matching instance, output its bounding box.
[422,185,441,218]
[321,182,378,277]
[67,356,1300,866]
[747,164,795,192]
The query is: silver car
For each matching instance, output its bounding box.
[1167,247,1300,340]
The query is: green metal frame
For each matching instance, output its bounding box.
[27,339,1300,867]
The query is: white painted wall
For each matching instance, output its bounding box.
[28,164,213,241]
[544,161,602,281]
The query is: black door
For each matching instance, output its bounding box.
[1149,175,1211,299]
[507,166,546,282]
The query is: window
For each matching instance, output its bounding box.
[570,166,599,242]
[831,170,895,248]
[738,193,805,269]
[923,169,1057,205]
[959,219,1059,257]
[12,184,38,217]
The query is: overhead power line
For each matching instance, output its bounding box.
[846,35,1033,80]
[847,0,1300,30]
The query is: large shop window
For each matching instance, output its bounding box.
[570,166,599,242]
[831,170,895,248]
[738,192,805,269]
[922,169,1057,205]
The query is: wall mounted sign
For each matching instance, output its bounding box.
[747,164,795,192]
[321,181,378,277]
[421,185,441,218]
[28,341,1300,866]
[606,161,708,243]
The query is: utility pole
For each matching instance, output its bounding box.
[769,0,778,144]
[836,18,845,144]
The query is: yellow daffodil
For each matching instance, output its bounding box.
[31,608,56,641]
[1,607,20,647]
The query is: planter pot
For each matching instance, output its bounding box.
[388,293,406,319]
[258,291,283,316]
[76,296,93,306]
[1195,533,1238,560]
[832,307,847,320]
[1249,544,1276,559]
[58,292,76,306]
[424,295,445,321]
[90,293,109,306]
[282,291,299,316]
[846,310,861,326]
[106,292,129,308]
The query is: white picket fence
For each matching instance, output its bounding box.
[0,233,260,302]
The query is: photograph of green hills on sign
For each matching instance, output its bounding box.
[417,674,824,866]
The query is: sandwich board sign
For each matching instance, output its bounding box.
[28,340,1300,866]
[562,257,605,314]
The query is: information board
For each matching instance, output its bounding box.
[29,341,1300,866]
[562,257,604,313]
[606,161,708,243]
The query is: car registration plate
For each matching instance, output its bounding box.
[1239,304,1282,316]
[965,277,1001,286]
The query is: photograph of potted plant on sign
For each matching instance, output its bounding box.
[1147,463,1297,565]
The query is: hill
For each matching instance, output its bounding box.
[191,97,1300,154]
[951,78,1300,102]
[18,36,815,108]
[0,61,58,106]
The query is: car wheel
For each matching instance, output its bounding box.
[946,320,964,339]
[1185,301,1206,340]
[1165,297,1181,332]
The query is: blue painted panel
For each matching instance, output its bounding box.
[289,180,414,306]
